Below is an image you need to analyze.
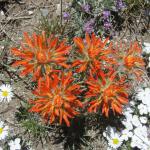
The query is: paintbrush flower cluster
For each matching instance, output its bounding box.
[11,32,145,127]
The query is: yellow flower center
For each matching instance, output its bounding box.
[112,138,119,145]
[0,127,3,134]
[2,91,9,97]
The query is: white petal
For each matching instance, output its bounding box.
[140,117,148,124]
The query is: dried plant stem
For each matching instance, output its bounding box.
[60,0,63,27]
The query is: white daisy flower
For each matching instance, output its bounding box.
[0,120,9,140]
[8,138,21,150]
[0,84,13,102]
[103,126,123,149]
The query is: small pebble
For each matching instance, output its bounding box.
[0,11,4,16]
[28,11,33,15]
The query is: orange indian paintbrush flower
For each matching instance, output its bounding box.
[113,41,145,80]
[29,72,83,127]
[73,33,115,73]
[86,69,129,117]
[11,32,71,80]
[124,42,145,79]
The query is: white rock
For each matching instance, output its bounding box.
[0,11,4,16]
[56,4,61,15]
[28,11,33,15]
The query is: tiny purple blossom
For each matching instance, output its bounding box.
[102,10,111,19]
[104,22,112,30]
[63,12,70,20]
[83,19,95,33]
[82,4,91,13]
[116,0,126,10]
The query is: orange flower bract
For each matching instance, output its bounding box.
[86,70,129,117]
[29,72,83,127]
[11,32,71,80]
[114,41,145,80]
[73,33,115,73]
[124,42,145,79]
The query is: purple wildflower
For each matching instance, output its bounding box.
[104,22,112,30]
[102,10,111,19]
[83,19,95,33]
[63,12,70,20]
[82,4,91,13]
[116,0,126,10]
[102,10,112,30]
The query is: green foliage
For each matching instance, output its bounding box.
[37,15,62,37]
[21,120,47,137]
[15,100,50,139]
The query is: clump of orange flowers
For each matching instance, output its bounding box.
[113,41,145,80]
[86,69,129,117]
[73,33,115,73]
[29,72,82,127]
[11,32,71,80]
[11,32,145,126]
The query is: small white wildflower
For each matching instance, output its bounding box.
[138,104,148,115]
[136,88,150,112]
[132,115,141,127]
[131,125,150,149]
[130,101,135,106]
[121,129,133,141]
[131,134,150,150]
[134,125,148,137]
[123,112,133,121]
[122,120,133,131]
[140,116,148,124]
[8,138,21,150]
[143,42,150,54]
[0,120,9,140]
[103,126,123,149]
[131,135,143,149]
[0,84,13,102]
